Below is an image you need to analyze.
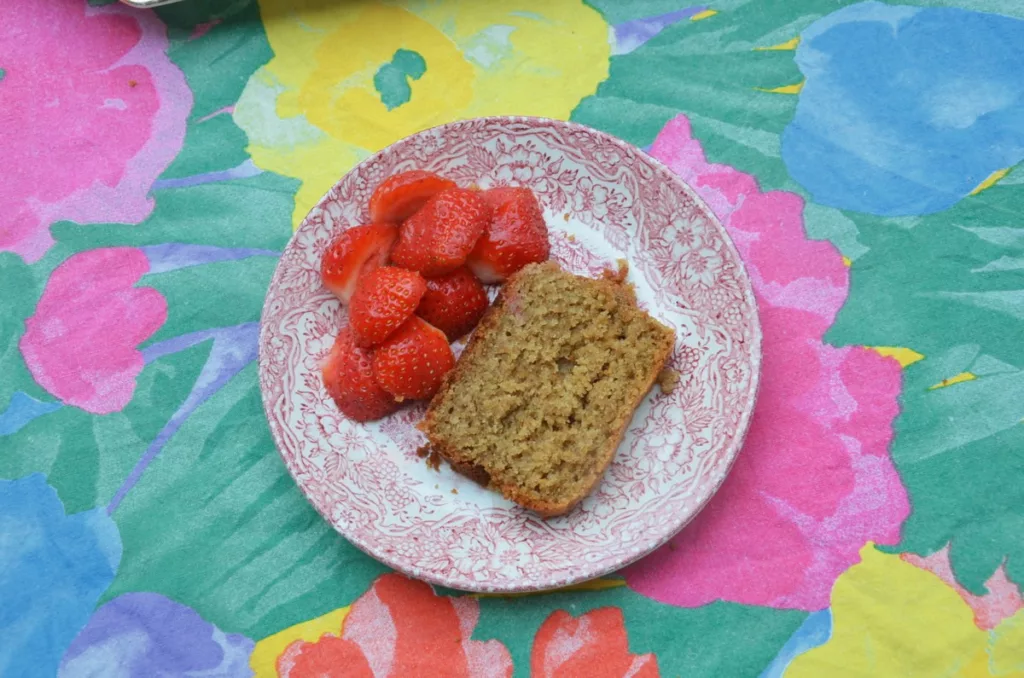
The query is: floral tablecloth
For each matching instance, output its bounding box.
[3,0,1024,676]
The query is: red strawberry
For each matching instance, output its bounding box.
[390,188,490,277]
[479,186,528,211]
[468,187,549,283]
[322,328,400,422]
[320,223,398,304]
[416,267,489,341]
[373,316,455,400]
[349,267,427,348]
[369,170,457,224]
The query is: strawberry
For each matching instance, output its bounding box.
[479,186,528,211]
[468,187,549,283]
[322,327,400,422]
[416,267,489,341]
[320,223,398,304]
[373,316,455,400]
[349,266,427,348]
[369,170,457,224]
[389,188,490,277]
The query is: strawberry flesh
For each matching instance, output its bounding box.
[320,223,398,304]
[468,187,549,283]
[479,186,529,211]
[416,267,489,341]
[373,317,455,401]
[390,187,490,277]
[369,170,457,224]
[349,266,427,348]
[322,327,400,422]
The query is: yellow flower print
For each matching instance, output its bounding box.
[236,0,610,226]
[787,545,1024,677]
[249,604,351,677]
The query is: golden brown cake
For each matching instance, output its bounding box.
[420,262,676,516]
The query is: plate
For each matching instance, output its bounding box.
[258,117,761,593]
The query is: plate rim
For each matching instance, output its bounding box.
[258,115,763,592]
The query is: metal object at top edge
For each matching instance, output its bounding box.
[120,0,184,7]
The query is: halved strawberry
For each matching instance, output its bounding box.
[373,316,455,401]
[349,266,427,348]
[369,170,457,224]
[468,187,549,283]
[320,223,398,304]
[416,267,489,341]
[322,328,400,422]
[479,186,527,211]
[389,188,490,277]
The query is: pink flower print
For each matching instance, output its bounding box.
[570,177,611,225]
[451,534,491,580]
[20,248,167,414]
[681,245,723,287]
[302,410,362,460]
[302,319,335,372]
[265,335,288,377]
[671,219,702,254]
[494,144,555,194]
[491,540,537,579]
[379,402,429,461]
[641,182,712,294]
[0,1,191,262]
[410,133,445,161]
[592,485,630,519]
[591,145,625,173]
[548,231,614,278]
[395,532,453,575]
[623,115,909,611]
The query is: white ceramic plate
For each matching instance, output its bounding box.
[259,117,761,593]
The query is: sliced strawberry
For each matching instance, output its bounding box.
[373,316,455,401]
[320,223,398,304]
[369,170,457,224]
[349,266,427,348]
[479,186,529,211]
[390,188,490,277]
[322,327,400,422]
[416,267,489,341]
[468,187,549,283]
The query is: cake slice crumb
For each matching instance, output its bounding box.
[425,450,442,471]
[601,259,629,283]
[657,367,680,394]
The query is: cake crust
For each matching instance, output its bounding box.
[420,262,676,517]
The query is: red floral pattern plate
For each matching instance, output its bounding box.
[259,117,762,593]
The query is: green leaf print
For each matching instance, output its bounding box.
[572,0,879,258]
[574,0,1024,259]
[827,180,1024,593]
[102,364,389,637]
[157,0,274,178]
[0,254,46,410]
[0,346,206,514]
[827,181,1024,369]
[573,0,819,191]
[879,346,1024,595]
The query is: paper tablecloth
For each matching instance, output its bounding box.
[3,0,1024,676]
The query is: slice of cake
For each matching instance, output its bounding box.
[420,261,676,516]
